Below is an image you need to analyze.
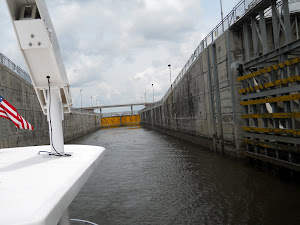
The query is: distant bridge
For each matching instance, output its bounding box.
[81,102,149,114]
[74,103,149,127]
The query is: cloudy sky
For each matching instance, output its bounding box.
[0,0,238,112]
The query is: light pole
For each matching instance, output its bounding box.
[80,89,82,109]
[152,84,154,103]
[168,64,172,89]
[220,0,224,32]
[144,92,147,103]
[96,99,98,113]
[91,96,93,108]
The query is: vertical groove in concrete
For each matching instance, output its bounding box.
[141,29,244,156]
[211,44,225,154]
[206,47,218,151]
[226,31,240,150]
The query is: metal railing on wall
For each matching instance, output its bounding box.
[144,0,290,110]
[71,108,140,117]
[0,53,31,84]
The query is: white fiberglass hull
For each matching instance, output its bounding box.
[0,145,105,225]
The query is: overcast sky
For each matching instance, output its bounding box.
[0,0,238,112]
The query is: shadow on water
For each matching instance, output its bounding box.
[69,126,300,225]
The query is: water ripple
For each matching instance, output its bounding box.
[69,127,300,225]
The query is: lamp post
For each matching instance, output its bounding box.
[168,64,172,89]
[96,99,98,113]
[220,0,224,32]
[144,92,147,103]
[80,89,82,109]
[91,96,93,108]
[152,84,154,103]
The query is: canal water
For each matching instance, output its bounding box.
[69,126,300,225]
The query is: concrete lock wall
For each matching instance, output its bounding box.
[141,30,245,156]
[0,64,100,148]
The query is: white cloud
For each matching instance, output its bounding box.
[0,0,238,112]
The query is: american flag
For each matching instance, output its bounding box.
[0,96,34,130]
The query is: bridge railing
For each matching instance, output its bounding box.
[71,108,140,117]
[101,111,140,118]
[0,53,31,84]
[71,108,99,114]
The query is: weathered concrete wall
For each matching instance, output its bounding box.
[141,30,244,156]
[0,64,100,148]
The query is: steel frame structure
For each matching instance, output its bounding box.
[232,0,300,69]
[232,0,300,171]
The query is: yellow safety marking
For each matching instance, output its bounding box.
[242,112,300,119]
[244,139,300,152]
[240,93,300,106]
[238,57,300,81]
[244,139,271,148]
[238,75,300,94]
[242,126,300,136]
[121,115,141,125]
[101,116,121,127]
[101,115,140,127]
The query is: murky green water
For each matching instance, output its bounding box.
[69,126,300,225]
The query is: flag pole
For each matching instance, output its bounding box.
[47,77,64,155]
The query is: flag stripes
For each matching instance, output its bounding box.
[0,96,33,130]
